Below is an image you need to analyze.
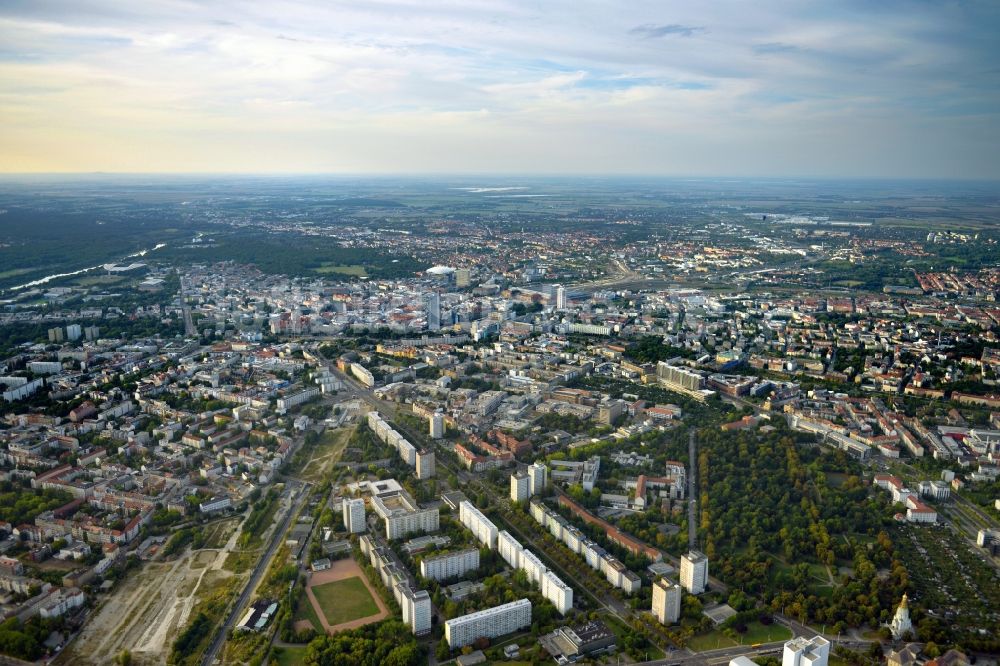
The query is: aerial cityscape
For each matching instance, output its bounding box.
[0,2,999,666]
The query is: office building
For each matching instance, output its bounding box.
[528,462,547,495]
[445,599,532,648]
[429,412,445,439]
[427,292,441,331]
[680,550,708,594]
[783,636,831,666]
[651,578,682,625]
[510,472,530,503]
[455,267,472,288]
[459,501,498,549]
[342,498,366,533]
[556,284,567,309]
[420,548,480,581]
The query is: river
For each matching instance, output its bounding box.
[6,243,168,293]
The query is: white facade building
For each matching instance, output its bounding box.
[430,412,445,439]
[371,490,439,540]
[498,530,523,569]
[445,599,532,648]
[520,549,547,586]
[782,636,831,666]
[541,569,573,614]
[528,462,548,495]
[38,588,85,619]
[342,498,367,533]
[652,578,682,625]
[680,550,708,594]
[511,472,530,503]
[420,548,480,581]
[459,501,498,549]
[889,595,913,640]
[400,587,433,636]
[416,450,436,480]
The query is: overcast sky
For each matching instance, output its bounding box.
[1,0,998,177]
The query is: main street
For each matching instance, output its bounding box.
[202,478,311,666]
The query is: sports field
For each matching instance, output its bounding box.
[297,558,389,634]
[312,577,380,625]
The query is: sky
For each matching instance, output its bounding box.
[1,0,998,178]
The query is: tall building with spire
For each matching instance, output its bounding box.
[890,594,913,640]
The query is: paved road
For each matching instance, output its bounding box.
[636,638,873,666]
[179,277,197,337]
[688,430,698,551]
[201,479,311,666]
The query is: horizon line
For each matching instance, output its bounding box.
[0,172,998,184]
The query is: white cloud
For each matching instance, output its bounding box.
[0,0,997,176]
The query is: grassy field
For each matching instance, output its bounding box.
[75,274,127,286]
[272,645,308,666]
[688,631,738,651]
[689,622,792,651]
[0,267,36,280]
[312,577,380,626]
[741,622,793,644]
[314,263,367,277]
[293,588,323,631]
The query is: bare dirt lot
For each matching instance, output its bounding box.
[57,518,246,666]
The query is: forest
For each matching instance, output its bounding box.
[300,620,422,666]
[695,425,910,634]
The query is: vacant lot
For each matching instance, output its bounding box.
[57,520,247,665]
[293,427,351,484]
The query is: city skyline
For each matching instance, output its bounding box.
[2,0,999,178]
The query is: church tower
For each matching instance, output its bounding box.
[890,594,913,640]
